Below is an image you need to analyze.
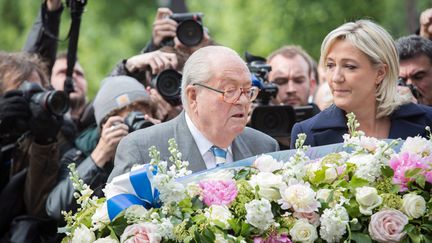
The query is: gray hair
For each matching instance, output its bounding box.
[320,19,409,118]
[396,35,432,62]
[181,46,245,111]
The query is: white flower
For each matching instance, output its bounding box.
[204,205,233,229]
[349,154,383,182]
[71,225,95,243]
[319,204,349,243]
[124,205,149,222]
[249,172,283,201]
[157,218,175,240]
[289,219,318,243]
[91,202,110,231]
[279,182,320,213]
[324,167,338,183]
[253,154,283,172]
[359,136,380,152]
[401,194,426,219]
[401,136,432,157]
[93,236,119,243]
[355,186,382,215]
[214,233,229,243]
[156,179,186,204]
[316,189,331,202]
[245,198,274,231]
[185,183,202,198]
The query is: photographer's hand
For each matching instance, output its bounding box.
[91,116,128,168]
[148,87,182,121]
[0,90,31,134]
[152,8,177,48]
[125,50,178,75]
[46,0,62,11]
[29,102,63,145]
[420,8,432,40]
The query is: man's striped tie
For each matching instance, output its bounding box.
[210,146,227,166]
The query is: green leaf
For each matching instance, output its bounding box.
[228,219,240,235]
[381,166,394,177]
[415,175,426,189]
[240,222,251,237]
[405,168,422,178]
[404,223,416,233]
[349,176,369,189]
[408,231,422,243]
[351,232,372,243]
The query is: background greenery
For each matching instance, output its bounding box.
[1,0,431,98]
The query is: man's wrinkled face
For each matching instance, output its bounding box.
[399,54,432,105]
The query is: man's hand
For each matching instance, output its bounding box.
[91,116,129,168]
[29,102,63,145]
[420,8,432,40]
[125,50,178,75]
[152,8,177,48]
[0,90,31,134]
[46,0,62,11]
[148,88,182,121]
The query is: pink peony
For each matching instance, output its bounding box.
[253,234,292,243]
[199,180,238,206]
[120,223,161,243]
[389,152,428,191]
[368,209,408,243]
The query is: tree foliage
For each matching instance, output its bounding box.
[0,0,430,98]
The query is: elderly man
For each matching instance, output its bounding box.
[396,35,432,106]
[267,45,318,109]
[108,46,279,180]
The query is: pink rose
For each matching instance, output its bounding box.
[199,180,238,206]
[293,211,320,227]
[253,233,292,243]
[120,223,161,243]
[368,209,408,243]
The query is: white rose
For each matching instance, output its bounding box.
[355,187,382,215]
[204,205,233,229]
[253,155,283,172]
[402,194,426,219]
[324,167,338,183]
[290,219,318,243]
[91,202,110,231]
[279,183,320,213]
[93,236,119,243]
[71,225,95,243]
[316,189,331,202]
[249,172,283,201]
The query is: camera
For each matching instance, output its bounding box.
[162,12,204,47]
[20,81,69,116]
[124,111,154,133]
[397,77,420,99]
[151,69,182,106]
[246,52,278,105]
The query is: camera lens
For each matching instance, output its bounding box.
[152,69,182,106]
[176,19,204,46]
[124,111,154,132]
[31,90,70,116]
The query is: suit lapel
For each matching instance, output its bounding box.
[311,105,347,146]
[174,112,207,172]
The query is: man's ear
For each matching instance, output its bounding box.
[186,85,198,111]
[309,76,318,95]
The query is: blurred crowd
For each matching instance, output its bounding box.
[1,0,432,242]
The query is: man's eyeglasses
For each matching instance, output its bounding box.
[192,83,260,103]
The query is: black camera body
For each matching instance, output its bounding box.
[151,69,182,106]
[124,111,154,133]
[162,12,204,47]
[20,81,70,117]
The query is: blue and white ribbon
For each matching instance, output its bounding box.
[106,164,160,221]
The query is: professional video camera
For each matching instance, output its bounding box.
[124,111,154,133]
[246,52,278,105]
[162,12,204,47]
[151,69,182,106]
[397,77,420,99]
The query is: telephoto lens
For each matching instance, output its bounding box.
[151,69,182,106]
[20,81,69,116]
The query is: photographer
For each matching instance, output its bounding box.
[0,52,66,240]
[46,75,159,225]
[396,35,432,106]
[111,47,188,121]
